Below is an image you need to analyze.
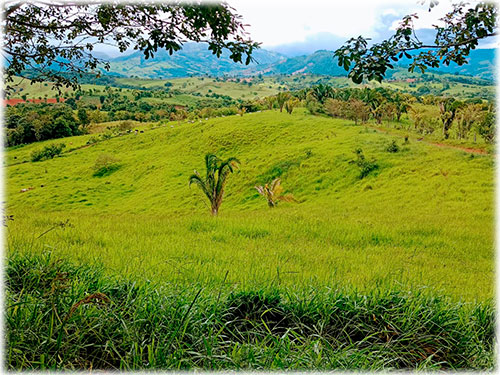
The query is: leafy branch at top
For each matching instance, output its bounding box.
[3,1,259,93]
[334,1,497,84]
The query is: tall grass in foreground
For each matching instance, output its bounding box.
[6,252,494,371]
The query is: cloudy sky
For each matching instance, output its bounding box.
[227,0,497,56]
[94,0,496,57]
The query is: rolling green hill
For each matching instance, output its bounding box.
[6,109,493,302]
[254,49,496,81]
[108,42,285,79]
[105,43,496,81]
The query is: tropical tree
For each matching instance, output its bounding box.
[77,108,90,131]
[324,98,345,118]
[477,109,495,143]
[345,98,370,124]
[392,93,413,122]
[439,98,463,139]
[361,89,383,123]
[189,153,240,215]
[255,178,295,208]
[409,107,426,134]
[456,103,483,139]
[276,92,291,112]
[305,92,322,115]
[378,102,397,124]
[264,96,276,110]
[284,98,300,114]
[310,84,335,103]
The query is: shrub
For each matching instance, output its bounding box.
[101,132,113,140]
[354,148,378,179]
[119,120,134,131]
[386,140,400,153]
[93,154,121,177]
[86,136,99,145]
[31,143,66,162]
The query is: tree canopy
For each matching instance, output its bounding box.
[335,1,497,83]
[4,1,259,92]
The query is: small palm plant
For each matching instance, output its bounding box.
[189,153,240,216]
[255,178,296,208]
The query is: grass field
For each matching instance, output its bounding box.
[6,108,494,302]
[6,108,495,370]
[6,73,496,104]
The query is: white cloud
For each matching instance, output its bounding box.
[227,0,459,47]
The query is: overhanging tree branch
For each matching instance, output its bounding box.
[335,1,498,83]
[3,1,259,93]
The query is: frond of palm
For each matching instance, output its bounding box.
[214,157,240,204]
[255,178,296,207]
[269,178,282,195]
[188,172,211,201]
[190,154,239,215]
[277,193,297,203]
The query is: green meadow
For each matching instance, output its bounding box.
[6,109,494,302]
[6,107,495,370]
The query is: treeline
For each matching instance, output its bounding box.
[4,90,259,147]
[6,104,83,146]
[286,84,495,143]
[5,83,495,147]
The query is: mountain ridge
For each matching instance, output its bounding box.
[106,43,496,81]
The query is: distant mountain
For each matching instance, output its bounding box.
[252,50,347,76]
[107,42,285,78]
[424,48,496,79]
[106,43,496,81]
[254,49,496,81]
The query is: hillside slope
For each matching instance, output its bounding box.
[108,42,285,78]
[254,49,496,80]
[6,109,494,301]
[106,44,496,80]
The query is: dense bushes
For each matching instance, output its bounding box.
[5,101,173,147]
[6,103,80,146]
[31,143,66,162]
[6,253,494,371]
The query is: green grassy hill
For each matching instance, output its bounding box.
[6,109,493,302]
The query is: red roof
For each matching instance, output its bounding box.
[3,97,66,107]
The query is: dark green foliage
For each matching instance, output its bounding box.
[354,148,379,179]
[6,253,494,371]
[477,111,495,143]
[334,3,497,83]
[77,108,90,128]
[5,3,258,92]
[223,291,289,340]
[31,143,66,162]
[6,103,80,146]
[386,140,400,153]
